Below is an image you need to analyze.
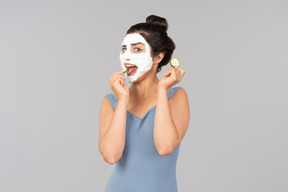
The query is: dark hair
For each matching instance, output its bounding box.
[126,15,176,73]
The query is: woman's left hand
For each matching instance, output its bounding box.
[159,66,185,90]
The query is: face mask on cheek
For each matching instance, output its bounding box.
[119,33,153,83]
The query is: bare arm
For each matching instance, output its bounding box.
[154,66,190,155]
[99,97,128,164]
[154,87,190,155]
[98,71,129,164]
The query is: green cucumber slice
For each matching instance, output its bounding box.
[170,57,180,67]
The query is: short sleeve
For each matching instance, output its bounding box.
[168,86,182,100]
[105,94,118,110]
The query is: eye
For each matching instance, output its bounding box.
[122,47,127,52]
[134,48,142,52]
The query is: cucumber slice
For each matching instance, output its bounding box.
[121,65,127,73]
[170,57,180,67]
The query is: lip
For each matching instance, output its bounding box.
[124,63,136,68]
[124,63,138,76]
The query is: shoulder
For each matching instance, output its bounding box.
[101,94,115,112]
[105,93,115,100]
[169,86,189,111]
[169,87,188,101]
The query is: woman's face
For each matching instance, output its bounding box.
[119,33,154,83]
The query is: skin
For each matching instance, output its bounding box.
[99,38,190,164]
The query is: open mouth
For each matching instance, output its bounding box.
[125,63,138,76]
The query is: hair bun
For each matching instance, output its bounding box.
[146,15,168,31]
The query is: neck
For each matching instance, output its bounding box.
[129,71,159,98]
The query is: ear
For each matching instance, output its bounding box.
[153,52,165,65]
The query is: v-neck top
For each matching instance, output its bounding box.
[104,86,182,192]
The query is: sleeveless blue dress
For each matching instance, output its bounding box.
[104,86,182,192]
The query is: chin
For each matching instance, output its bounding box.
[127,68,153,84]
[128,78,139,84]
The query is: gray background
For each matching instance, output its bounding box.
[1,0,287,191]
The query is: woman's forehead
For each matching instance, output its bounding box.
[121,33,148,46]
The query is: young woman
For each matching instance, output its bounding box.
[99,15,190,192]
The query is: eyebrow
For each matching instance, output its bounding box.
[122,42,144,47]
[131,43,144,46]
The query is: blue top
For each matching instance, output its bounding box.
[104,86,183,192]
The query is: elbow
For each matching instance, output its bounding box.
[100,151,118,165]
[156,140,179,156]
[103,156,117,165]
[98,146,118,165]
[157,147,174,156]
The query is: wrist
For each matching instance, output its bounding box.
[118,96,129,107]
[158,84,168,91]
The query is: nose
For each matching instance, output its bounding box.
[122,50,131,61]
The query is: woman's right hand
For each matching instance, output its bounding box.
[109,71,129,100]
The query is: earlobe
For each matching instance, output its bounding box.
[153,52,165,64]
[159,52,164,60]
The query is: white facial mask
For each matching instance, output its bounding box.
[119,33,153,83]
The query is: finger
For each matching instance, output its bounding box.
[173,66,181,73]
[171,68,179,77]
[168,68,180,79]
[120,79,124,86]
[175,66,185,77]
[168,67,179,77]
[173,68,182,81]
[112,71,125,78]
[170,68,181,82]
[117,78,124,86]
[165,67,175,75]
[163,70,172,77]
[111,75,118,83]
[121,78,127,87]
[119,76,126,80]
[174,66,183,72]
[110,71,124,79]
[172,67,179,74]
[112,74,126,83]
[115,70,125,75]
[123,82,129,89]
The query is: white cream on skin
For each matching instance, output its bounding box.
[119,33,153,83]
